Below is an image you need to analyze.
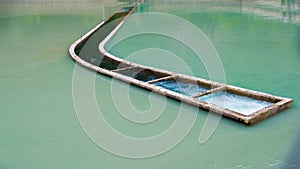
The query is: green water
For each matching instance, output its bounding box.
[1,1,300,169]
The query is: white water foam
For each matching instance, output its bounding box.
[155,80,208,96]
[198,92,273,115]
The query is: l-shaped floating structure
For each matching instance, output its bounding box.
[69,4,293,125]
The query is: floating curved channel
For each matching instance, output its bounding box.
[69,4,293,125]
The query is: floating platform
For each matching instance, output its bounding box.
[69,4,293,125]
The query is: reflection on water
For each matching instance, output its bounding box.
[146,0,300,24]
[281,0,297,22]
[2,0,299,23]
[235,0,300,23]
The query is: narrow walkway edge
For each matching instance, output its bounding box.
[69,4,293,125]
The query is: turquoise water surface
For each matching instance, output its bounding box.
[1,0,300,169]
